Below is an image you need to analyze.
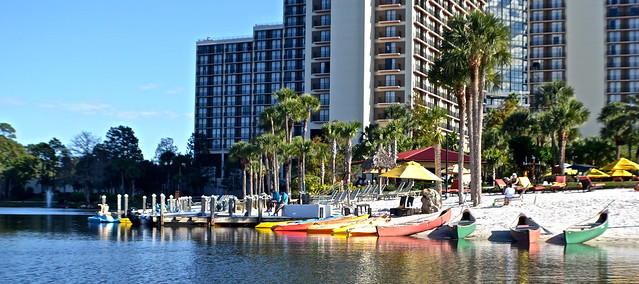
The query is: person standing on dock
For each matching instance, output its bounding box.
[274,190,288,216]
[268,190,281,213]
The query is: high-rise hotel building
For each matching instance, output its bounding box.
[195,0,485,179]
[485,0,529,109]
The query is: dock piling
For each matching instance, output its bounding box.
[160,193,166,226]
[142,196,147,211]
[117,194,122,217]
[124,194,129,216]
[151,194,157,217]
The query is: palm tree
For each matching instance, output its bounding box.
[228,141,251,198]
[322,121,340,184]
[598,102,629,160]
[442,10,511,206]
[253,133,281,194]
[547,99,590,174]
[298,94,320,191]
[421,107,449,196]
[428,54,468,204]
[336,120,362,189]
[383,104,409,160]
[312,140,330,186]
[291,136,312,195]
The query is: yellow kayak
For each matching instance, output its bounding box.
[307,214,371,234]
[333,216,389,235]
[255,220,297,229]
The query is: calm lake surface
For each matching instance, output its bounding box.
[1,208,639,283]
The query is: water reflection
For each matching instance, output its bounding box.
[1,214,639,283]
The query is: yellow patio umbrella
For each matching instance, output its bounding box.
[600,158,639,171]
[607,170,635,177]
[381,161,443,181]
[440,164,471,175]
[586,168,610,178]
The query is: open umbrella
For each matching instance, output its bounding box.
[600,158,639,171]
[608,170,635,177]
[380,161,442,181]
[440,164,470,175]
[586,168,610,178]
[360,144,396,188]
[567,164,596,173]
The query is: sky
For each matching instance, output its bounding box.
[0,0,283,160]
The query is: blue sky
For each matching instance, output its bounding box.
[0,0,282,160]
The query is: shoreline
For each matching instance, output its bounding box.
[365,187,639,243]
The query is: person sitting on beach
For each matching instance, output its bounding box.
[274,190,289,216]
[509,173,519,186]
[504,182,515,205]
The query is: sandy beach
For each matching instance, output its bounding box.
[363,187,639,243]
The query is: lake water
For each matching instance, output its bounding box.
[1,208,638,283]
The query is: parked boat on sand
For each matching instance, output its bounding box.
[272,215,354,231]
[376,208,452,237]
[564,209,609,244]
[307,214,370,234]
[510,213,542,243]
[447,209,476,239]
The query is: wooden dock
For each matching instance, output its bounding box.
[148,215,300,227]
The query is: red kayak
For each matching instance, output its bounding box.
[509,213,542,243]
[376,208,452,237]
[272,215,355,231]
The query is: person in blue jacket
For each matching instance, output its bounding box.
[274,190,289,215]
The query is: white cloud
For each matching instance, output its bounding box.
[184,112,194,118]
[165,87,185,94]
[138,83,159,90]
[0,97,26,106]
[38,100,185,120]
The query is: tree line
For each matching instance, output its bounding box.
[0,123,213,204]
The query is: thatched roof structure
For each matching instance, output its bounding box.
[361,144,396,171]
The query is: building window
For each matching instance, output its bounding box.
[532,11,543,21]
[384,91,396,103]
[532,23,543,33]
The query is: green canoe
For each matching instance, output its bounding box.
[564,209,609,244]
[448,209,476,239]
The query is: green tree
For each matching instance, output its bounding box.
[443,10,511,206]
[0,124,37,200]
[102,126,143,194]
[229,141,252,198]
[336,120,362,189]
[322,121,341,184]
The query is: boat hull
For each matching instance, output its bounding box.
[448,209,476,239]
[376,208,452,237]
[452,222,476,239]
[87,215,120,223]
[509,213,541,243]
[272,215,352,231]
[564,210,609,244]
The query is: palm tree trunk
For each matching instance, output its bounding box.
[457,88,467,205]
[272,153,279,194]
[300,152,306,193]
[241,167,246,199]
[249,161,254,196]
[470,64,481,206]
[559,131,567,175]
[286,157,291,195]
[345,140,353,189]
[330,139,337,184]
[434,142,442,196]
[320,159,326,186]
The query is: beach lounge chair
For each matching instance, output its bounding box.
[549,175,567,192]
[516,177,545,193]
[494,185,528,206]
[494,179,507,193]
[577,176,605,191]
[445,179,470,195]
